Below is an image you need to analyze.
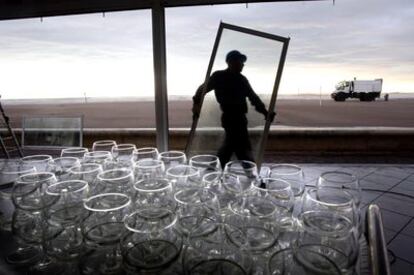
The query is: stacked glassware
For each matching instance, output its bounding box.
[0,140,362,275]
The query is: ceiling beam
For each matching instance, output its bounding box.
[0,0,321,21]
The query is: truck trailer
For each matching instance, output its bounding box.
[331,78,383,101]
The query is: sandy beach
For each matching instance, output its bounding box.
[3,95,414,128]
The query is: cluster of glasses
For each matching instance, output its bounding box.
[0,139,363,275]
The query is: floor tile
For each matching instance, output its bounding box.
[360,190,383,205]
[380,209,411,232]
[360,179,396,192]
[372,167,412,180]
[362,173,403,186]
[389,234,414,263]
[390,258,414,275]
[374,193,414,217]
[383,228,398,243]
[401,219,414,238]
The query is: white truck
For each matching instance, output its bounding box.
[331,78,383,101]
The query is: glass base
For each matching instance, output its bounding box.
[6,246,41,266]
[27,257,66,275]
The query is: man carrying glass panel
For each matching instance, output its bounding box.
[192,50,275,168]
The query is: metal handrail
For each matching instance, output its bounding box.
[366,204,391,275]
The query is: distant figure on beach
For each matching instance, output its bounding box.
[192,50,275,168]
[384,93,389,101]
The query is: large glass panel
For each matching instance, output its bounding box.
[0,10,155,131]
[187,24,286,163]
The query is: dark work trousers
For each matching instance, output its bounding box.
[217,113,254,168]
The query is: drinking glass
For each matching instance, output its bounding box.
[133,178,175,209]
[12,172,58,211]
[269,164,305,197]
[202,172,241,215]
[45,180,89,262]
[61,147,89,159]
[226,195,279,273]
[166,164,201,190]
[226,195,279,253]
[297,210,359,275]
[48,157,80,180]
[174,188,219,237]
[189,154,221,177]
[0,162,36,231]
[224,160,258,194]
[300,188,359,230]
[268,246,341,275]
[133,147,159,161]
[317,171,361,207]
[159,151,187,169]
[96,168,134,194]
[11,172,63,273]
[68,163,103,194]
[21,155,53,172]
[134,159,165,180]
[81,193,131,275]
[251,178,296,248]
[83,151,112,165]
[183,219,252,275]
[111,143,136,162]
[92,140,117,152]
[121,208,182,273]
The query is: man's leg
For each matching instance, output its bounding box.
[234,123,254,162]
[217,129,234,169]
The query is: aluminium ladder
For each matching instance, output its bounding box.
[0,96,23,158]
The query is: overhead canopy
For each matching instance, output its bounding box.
[0,0,321,20]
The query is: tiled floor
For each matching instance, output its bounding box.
[281,163,414,274]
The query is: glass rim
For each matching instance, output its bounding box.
[133,178,171,192]
[306,188,355,207]
[269,164,302,176]
[166,165,199,178]
[21,154,53,163]
[135,159,164,169]
[112,143,136,150]
[97,168,133,181]
[46,179,89,196]
[189,258,247,274]
[92,140,116,145]
[84,151,112,157]
[253,178,292,192]
[124,208,177,233]
[202,171,239,183]
[61,147,88,153]
[224,160,257,171]
[319,171,358,184]
[189,154,219,165]
[1,163,36,175]
[83,192,131,212]
[69,163,102,174]
[159,150,186,160]
[299,210,355,237]
[174,188,216,205]
[15,171,56,184]
[135,147,158,153]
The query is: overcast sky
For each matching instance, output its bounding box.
[0,0,413,99]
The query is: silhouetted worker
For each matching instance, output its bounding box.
[192,50,275,168]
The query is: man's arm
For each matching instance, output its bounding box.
[245,78,276,121]
[192,74,216,119]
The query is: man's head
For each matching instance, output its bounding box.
[226,50,247,73]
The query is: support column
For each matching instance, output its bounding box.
[152,0,169,151]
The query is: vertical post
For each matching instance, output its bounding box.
[152,0,169,151]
